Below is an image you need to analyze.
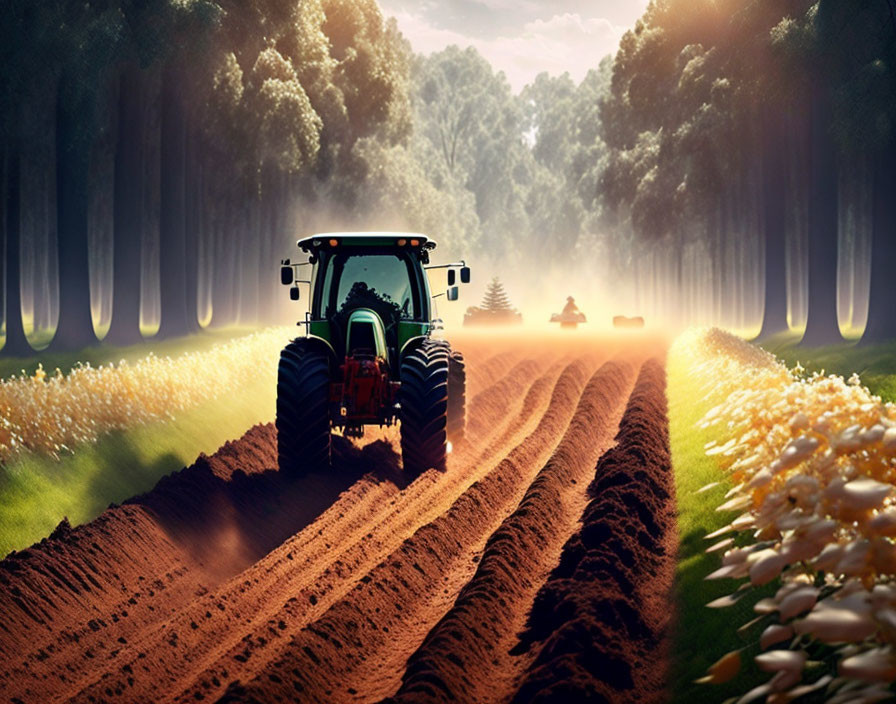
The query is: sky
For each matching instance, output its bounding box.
[377,0,650,92]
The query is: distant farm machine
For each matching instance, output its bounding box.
[278,233,471,476]
[550,296,586,330]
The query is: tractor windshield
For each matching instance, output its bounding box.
[322,253,418,321]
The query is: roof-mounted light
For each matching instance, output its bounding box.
[410,238,420,247]
[328,238,339,247]
[397,238,407,246]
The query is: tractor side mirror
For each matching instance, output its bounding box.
[446,286,459,301]
[281,265,294,286]
[289,285,300,301]
[460,266,471,284]
[447,269,456,286]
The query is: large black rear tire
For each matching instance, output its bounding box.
[447,350,466,444]
[399,340,449,475]
[277,339,331,477]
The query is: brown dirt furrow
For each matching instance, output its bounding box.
[205,358,597,704]
[464,359,542,444]
[261,353,552,589]
[0,425,273,654]
[0,414,437,704]
[510,358,675,704]
[472,361,569,468]
[0,423,351,704]
[386,359,638,704]
[465,351,520,396]
[0,507,200,675]
[281,352,553,579]
[65,354,564,704]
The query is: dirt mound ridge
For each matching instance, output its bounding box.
[128,424,380,577]
[386,360,637,704]
[511,358,674,704]
[0,424,281,667]
[0,424,371,704]
[212,359,597,703]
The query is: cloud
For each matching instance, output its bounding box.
[385,8,633,91]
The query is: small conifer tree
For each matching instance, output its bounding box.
[480,278,514,312]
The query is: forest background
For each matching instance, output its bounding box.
[2,0,895,350]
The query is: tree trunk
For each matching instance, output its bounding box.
[184,121,200,330]
[105,67,145,345]
[50,78,97,351]
[3,143,32,355]
[156,64,198,339]
[756,110,790,339]
[859,139,896,344]
[800,82,842,346]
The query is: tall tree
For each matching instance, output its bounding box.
[46,2,125,351]
[414,46,533,260]
[105,66,149,345]
[800,75,841,345]
[863,136,896,343]
[2,142,31,356]
[756,108,790,339]
[156,62,197,339]
[52,71,100,351]
[1,0,36,355]
[833,2,896,345]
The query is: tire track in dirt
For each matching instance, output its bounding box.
[511,358,675,704]
[61,352,568,703]
[210,358,599,704]
[387,359,639,704]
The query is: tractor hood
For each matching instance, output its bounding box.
[345,308,389,360]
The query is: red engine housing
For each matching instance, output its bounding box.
[330,354,399,432]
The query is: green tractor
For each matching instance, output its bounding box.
[277,232,471,476]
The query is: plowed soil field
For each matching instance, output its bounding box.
[0,334,674,704]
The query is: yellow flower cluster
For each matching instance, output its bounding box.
[672,328,896,702]
[0,328,290,463]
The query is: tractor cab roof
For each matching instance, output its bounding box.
[297,232,435,254]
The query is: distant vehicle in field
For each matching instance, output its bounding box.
[463,277,522,326]
[551,296,587,329]
[613,315,645,329]
[278,232,471,476]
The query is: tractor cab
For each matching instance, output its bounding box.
[282,233,469,368]
[307,235,433,370]
[277,233,471,474]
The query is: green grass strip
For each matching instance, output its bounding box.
[762,335,896,403]
[667,350,770,703]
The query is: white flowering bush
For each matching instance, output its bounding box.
[672,328,896,703]
[0,328,290,462]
